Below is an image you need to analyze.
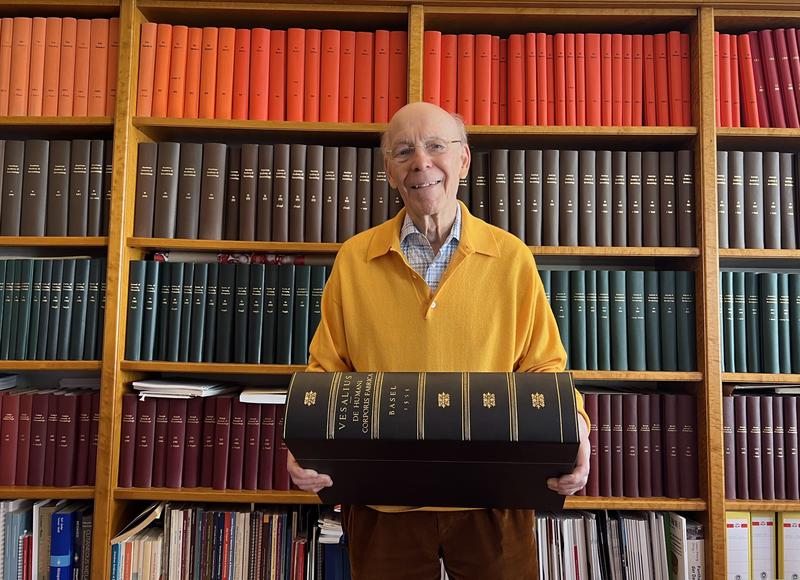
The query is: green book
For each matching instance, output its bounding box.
[733,271,747,372]
[308,266,326,351]
[539,269,550,302]
[569,270,586,370]
[35,260,51,360]
[626,270,645,371]
[261,264,279,364]
[14,259,33,360]
[551,270,570,368]
[96,259,107,359]
[779,273,791,373]
[156,262,172,360]
[789,274,800,373]
[676,271,697,371]
[56,258,76,360]
[609,270,628,371]
[721,271,734,373]
[233,263,250,364]
[214,263,236,363]
[644,270,662,371]
[140,260,160,361]
[68,259,90,360]
[45,259,64,360]
[659,270,678,371]
[4,259,19,359]
[166,262,185,362]
[585,270,598,370]
[247,264,265,364]
[124,261,146,361]
[178,263,195,362]
[202,263,218,362]
[189,263,208,363]
[276,264,296,365]
[0,261,6,358]
[760,272,780,374]
[292,265,311,365]
[745,272,762,373]
[26,260,43,360]
[596,270,611,370]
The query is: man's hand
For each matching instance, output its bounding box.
[546,416,590,496]
[288,450,333,493]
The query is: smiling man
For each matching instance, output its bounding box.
[288,102,591,579]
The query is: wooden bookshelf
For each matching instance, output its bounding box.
[127,238,341,253]
[0,116,113,127]
[0,360,102,371]
[0,236,108,247]
[0,487,94,500]
[726,500,800,512]
[564,497,706,511]
[722,372,800,384]
[121,361,307,374]
[570,370,703,381]
[114,487,321,504]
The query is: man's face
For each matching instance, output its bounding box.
[383,105,471,221]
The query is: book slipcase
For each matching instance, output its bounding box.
[0,0,794,578]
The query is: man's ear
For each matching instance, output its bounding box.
[459,144,471,179]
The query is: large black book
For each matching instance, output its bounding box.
[19,139,49,236]
[0,140,24,236]
[175,143,202,239]
[68,140,91,236]
[87,140,105,237]
[153,142,180,238]
[559,150,578,246]
[46,141,70,236]
[284,371,580,510]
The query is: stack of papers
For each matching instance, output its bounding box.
[131,379,237,399]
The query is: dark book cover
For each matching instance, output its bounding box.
[650,394,663,497]
[258,403,276,490]
[247,263,265,364]
[321,146,338,243]
[150,398,169,488]
[760,395,776,500]
[202,263,218,362]
[155,261,171,360]
[256,144,274,241]
[746,395,763,500]
[743,151,764,249]
[166,261,184,362]
[659,151,676,246]
[188,263,208,363]
[178,263,195,362]
[175,142,203,239]
[642,151,660,246]
[578,150,596,246]
[584,393,599,496]
[717,150,729,248]
[728,150,745,248]
[27,392,49,486]
[46,140,70,236]
[723,396,736,499]
[182,397,203,487]
[73,392,91,486]
[598,393,612,497]
[596,150,612,246]
[611,151,627,246]
[232,262,250,363]
[0,140,24,236]
[53,393,78,486]
[490,149,509,232]
[140,260,160,361]
[541,149,559,246]
[102,139,113,236]
[19,139,49,236]
[609,270,628,371]
[243,403,261,490]
[337,146,356,242]
[14,392,32,485]
[585,270,598,370]
[273,405,290,491]
[637,394,652,497]
[56,259,76,360]
[276,264,295,364]
[569,270,586,370]
[67,259,90,359]
[733,395,749,499]
[622,393,639,497]
[67,139,91,236]
[371,146,389,228]
[780,152,796,249]
[611,393,623,496]
[199,396,216,488]
[626,151,642,247]
[86,139,104,236]
[224,146,241,240]
[165,398,187,488]
[773,395,786,500]
[227,399,246,490]
[152,141,180,238]
[784,396,799,499]
[625,270,645,371]
[559,150,579,246]
[212,395,232,490]
[663,394,681,498]
[763,151,780,249]
[596,270,611,370]
[355,147,371,234]
[197,143,227,240]
[644,270,662,370]
[214,263,236,363]
[238,143,258,241]
[471,152,489,222]
[289,143,307,242]
[271,144,290,242]
[525,149,542,246]
[676,271,696,371]
[676,150,695,247]
[305,145,323,242]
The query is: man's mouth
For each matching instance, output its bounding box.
[410,179,443,190]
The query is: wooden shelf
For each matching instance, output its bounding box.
[719,248,800,260]
[0,360,101,371]
[530,246,700,258]
[570,370,702,381]
[0,116,113,126]
[114,487,320,504]
[726,500,800,512]
[564,496,706,511]
[128,238,341,254]
[717,126,800,150]
[0,486,94,500]
[0,236,107,247]
[722,372,800,384]
[121,361,306,374]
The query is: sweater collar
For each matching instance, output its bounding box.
[366,201,501,261]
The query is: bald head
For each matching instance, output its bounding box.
[381,102,468,151]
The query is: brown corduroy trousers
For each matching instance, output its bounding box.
[341,505,538,580]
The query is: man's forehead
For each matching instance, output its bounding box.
[387,114,458,143]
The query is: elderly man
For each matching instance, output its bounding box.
[288,101,591,580]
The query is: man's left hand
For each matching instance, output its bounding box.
[547,417,590,495]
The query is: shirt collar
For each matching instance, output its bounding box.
[399,203,462,248]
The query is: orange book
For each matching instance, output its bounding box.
[546,34,554,124]
[565,33,576,125]
[183,27,202,118]
[198,27,218,119]
[58,17,78,116]
[231,28,251,120]
[537,33,548,125]
[167,25,188,118]
[506,34,523,126]
[554,33,565,125]
[681,33,691,125]
[457,34,475,124]
[88,18,109,117]
[621,34,632,126]
[148,23,171,117]
[423,30,441,106]
[0,18,13,115]
[730,35,740,127]
[268,29,286,121]
[214,27,235,120]
[632,34,643,125]
[72,19,92,116]
[643,35,656,125]
[439,34,457,114]
[303,29,320,121]
[136,22,156,116]
[524,33,537,125]
[8,17,32,116]
[654,33,670,126]
[667,30,682,126]
[738,34,760,127]
[338,30,355,123]
[320,29,339,122]
[42,17,61,116]
[27,17,46,116]
[248,28,269,121]
[600,33,612,126]
[106,18,119,116]
[373,29,389,122]
[285,28,304,122]
[576,33,585,126]
[585,33,601,126]
[388,30,407,118]
[491,35,500,124]
[714,31,721,126]
[353,31,373,122]
[610,33,622,126]
[499,38,507,124]
[474,34,491,125]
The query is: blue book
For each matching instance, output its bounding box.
[50,504,82,580]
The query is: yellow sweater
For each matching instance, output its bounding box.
[306,202,589,509]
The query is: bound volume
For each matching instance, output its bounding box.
[284,371,580,510]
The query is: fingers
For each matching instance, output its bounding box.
[287,455,334,493]
[547,468,589,496]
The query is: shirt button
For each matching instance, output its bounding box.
[431,301,437,309]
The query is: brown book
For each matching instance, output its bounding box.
[650,394,663,497]
[598,393,612,497]
[389,186,403,218]
[256,144,273,241]
[73,391,92,486]
[289,144,307,242]
[611,393,623,496]
[175,142,202,239]
[337,146,357,242]
[659,151,677,246]
[559,150,579,246]
[783,396,800,500]
[663,393,681,498]
[761,394,775,500]
[19,139,49,236]
[243,403,261,490]
[152,142,180,238]
[371,146,389,227]
[88,390,99,485]
[46,140,70,236]
[197,143,227,240]
[27,392,49,486]
[273,404,290,491]
[0,140,23,236]
[118,394,138,486]
[212,395,232,490]
[637,393,652,496]
[355,147,371,234]
[86,139,104,236]
[101,139,112,236]
[734,395,750,500]
[54,393,78,486]
[773,395,785,500]
[541,150,558,245]
[622,393,639,497]
[181,397,202,487]
[0,392,18,485]
[165,398,187,488]
[133,397,156,488]
[238,144,258,241]
[133,142,158,238]
[525,149,542,245]
[642,151,660,246]
[271,144,290,242]
[490,149,510,232]
[150,399,169,487]
[43,393,60,486]
[258,402,276,489]
[224,146,240,240]
[723,395,736,499]
[508,149,525,240]
[677,393,698,497]
[321,146,338,243]
[14,392,32,485]
[304,145,323,243]
[199,395,216,487]
[595,150,612,246]
[227,398,246,490]
[68,139,91,236]
[746,395,763,500]
[626,151,642,247]
[584,393,599,496]
[676,149,695,247]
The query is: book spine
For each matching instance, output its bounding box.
[175,142,202,236]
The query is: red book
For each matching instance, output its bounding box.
[87,18,109,116]
[304,29,321,121]
[106,17,119,116]
[268,29,286,121]
[165,399,187,488]
[748,31,771,126]
[285,27,304,122]
[43,394,59,486]
[730,35,741,127]
[231,28,251,120]
[654,33,670,126]
[774,28,799,128]
[248,28,269,121]
[73,19,92,115]
[388,30,407,117]
[182,397,203,487]
[118,394,137,487]
[27,393,49,486]
[214,27,235,120]
[258,403,276,489]
[73,392,92,486]
[499,38,507,124]
[199,396,216,487]
[227,399,246,490]
[600,33,612,126]
[182,27,202,118]
[150,22,171,118]
[212,396,232,490]
[622,394,639,497]
[150,398,169,488]
[0,18,13,115]
[663,394,681,498]
[167,25,188,118]
[786,29,800,128]
[133,397,156,488]
[637,394,652,497]
[554,33,566,125]
[650,394,663,497]
[373,29,390,121]
[474,34,491,125]
[585,33,600,126]
[522,33,536,125]
[546,34,555,123]
[88,391,99,485]
[611,33,622,126]
[54,394,78,486]
[243,403,261,490]
[759,29,787,128]
[565,33,576,125]
[667,31,683,126]
[319,29,339,122]
[198,27,218,119]
[632,34,643,125]
[14,393,32,486]
[681,33,691,125]
[611,394,623,496]
[0,393,18,485]
[584,393,599,496]
[714,32,720,125]
[785,397,799,500]
[491,35,500,124]
[719,33,731,127]
[576,33,586,126]
[677,394,699,498]
[439,34,457,114]
[643,35,656,125]
[273,405,290,490]
[423,30,441,105]
[353,31,373,122]
[338,30,355,123]
[8,17,31,116]
[136,23,157,116]
[505,34,523,126]
[621,33,632,126]
[27,17,46,116]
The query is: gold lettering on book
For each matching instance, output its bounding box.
[304,391,317,406]
[531,393,545,410]
[482,393,496,409]
[438,393,450,408]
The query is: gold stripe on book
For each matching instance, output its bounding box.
[372,372,383,439]
[555,373,563,443]
[568,373,580,439]
[417,372,425,440]
[509,373,517,442]
[327,372,340,440]
[461,372,467,440]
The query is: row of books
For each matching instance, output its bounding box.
[137,24,407,123]
[535,511,703,580]
[125,261,328,365]
[1,500,93,580]
[0,139,113,237]
[0,258,106,361]
[580,392,699,499]
[715,30,800,128]
[717,150,800,250]
[720,271,800,374]
[0,17,118,117]
[726,511,800,580]
[424,31,692,127]
[540,269,697,372]
[118,396,291,491]
[723,394,800,501]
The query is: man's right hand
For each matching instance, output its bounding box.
[287,450,333,493]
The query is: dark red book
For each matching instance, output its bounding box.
[243,403,261,490]
[199,396,216,487]
[227,399,246,490]
[759,29,787,128]
[43,394,60,487]
[212,395,232,490]
[611,393,623,496]
[774,28,799,128]
[637,394,652,497]
[182,397,203,487]
[746,395,763,500]
[738,34,761,127]
[73,392,92,486]
[584,393,599,496]
[650,394,663,497]
[14,393,32,486]
[598,393,612,497]
[88,391,99,485]
[622,394,639,497]
[150,398,169,488]
[787,29,800,127]
[676,394,699,498]
[760,395,776,500]
[118,394,137,488]
[273,405,290,490]
[681,33,691,125]
[773,396,786,500]
[0,392,18,485]
[786,396,799,499]
[730,34,740,126]
[165,398,187,488]
[748,31,771,126]
[723,396,736,499]
[663,394,681,498]
[27,393,49,486]
[133,397,156,488]
[54,394,78,487]
[734,395,750,500]
[258,403,276,489]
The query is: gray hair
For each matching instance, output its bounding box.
[381,111,469,152]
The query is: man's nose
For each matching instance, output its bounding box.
[410,146,433,170]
